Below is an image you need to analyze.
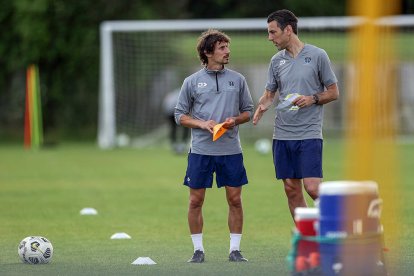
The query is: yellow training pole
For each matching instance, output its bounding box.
[346,0,400,274]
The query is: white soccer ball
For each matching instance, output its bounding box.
[116,133,130,147]
[254,139,271,154]
[18,236,53,264]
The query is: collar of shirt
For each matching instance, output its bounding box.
[204,67,226,74]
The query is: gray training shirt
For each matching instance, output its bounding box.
[265,44,338,140]
[175,67,254,155]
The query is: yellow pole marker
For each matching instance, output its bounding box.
[347,0,400,274]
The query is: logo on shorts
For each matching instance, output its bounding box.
[187,177,191,183]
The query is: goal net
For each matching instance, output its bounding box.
[98,16,414,149]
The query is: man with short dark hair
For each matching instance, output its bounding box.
[175,29,253,263]
[253,9,339,219]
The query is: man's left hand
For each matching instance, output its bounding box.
[292,95,315,108]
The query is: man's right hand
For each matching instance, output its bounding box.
[200,120,217,134]
[253,104,268,125]
[253,90,275,125]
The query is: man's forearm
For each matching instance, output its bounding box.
[233,111,251,126]
[259,90,276,109]
[180,114,202,129]
[314,83,339,105]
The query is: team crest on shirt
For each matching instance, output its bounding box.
[304,57,311,63]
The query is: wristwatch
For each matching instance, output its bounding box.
[313,94,319,105]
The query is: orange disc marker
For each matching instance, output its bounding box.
[213,122,228,141]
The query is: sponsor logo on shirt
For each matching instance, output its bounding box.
[229,81,234,86]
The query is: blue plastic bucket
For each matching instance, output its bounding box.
[319,181,383,276]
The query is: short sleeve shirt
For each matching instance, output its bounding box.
[265,44,337,140]
[175,67,254,155]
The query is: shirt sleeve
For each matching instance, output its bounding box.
[265,57,278,93]
[319,49,338,87]
[239,76,254,119]
[174,77,192,125]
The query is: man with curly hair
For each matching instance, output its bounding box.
[175,29,253,263]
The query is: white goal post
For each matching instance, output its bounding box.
[98,16,414,149]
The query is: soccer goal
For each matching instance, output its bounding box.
[98,16,414,149]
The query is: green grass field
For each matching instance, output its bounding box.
[1,140,413,275]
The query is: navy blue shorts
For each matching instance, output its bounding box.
[183,153,248,189]
[273,139,323,179]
